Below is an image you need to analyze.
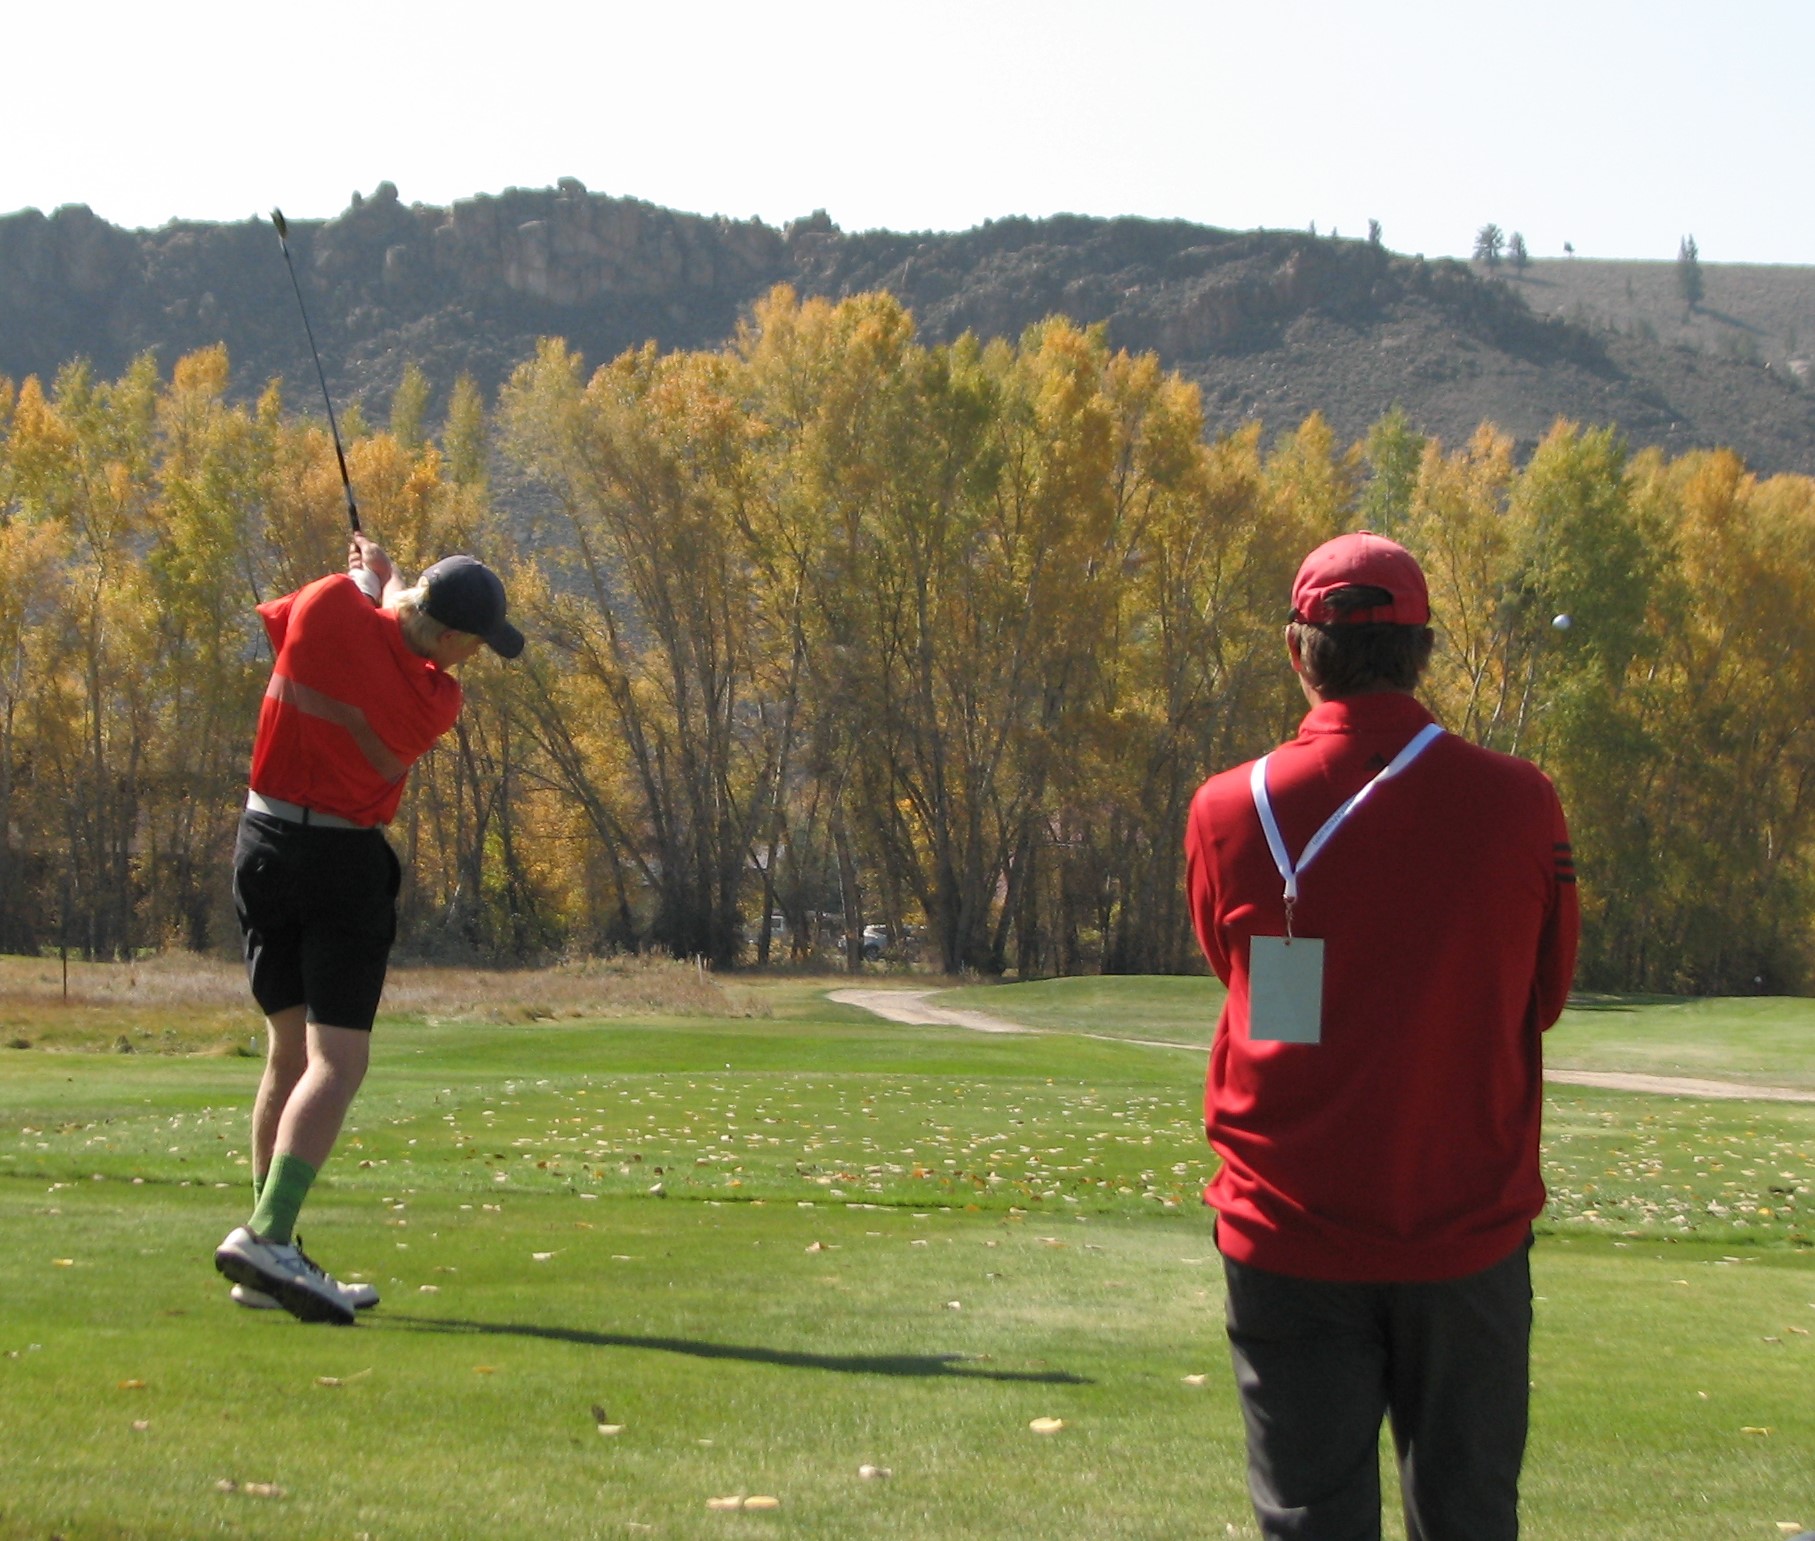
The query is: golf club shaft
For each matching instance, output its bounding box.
[271,209,361,534]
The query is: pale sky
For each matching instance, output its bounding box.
[6,0,1811,265]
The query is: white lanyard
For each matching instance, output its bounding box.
[1250,722,1444,935]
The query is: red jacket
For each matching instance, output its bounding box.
[1184,692,1578,1282]
[250,575,462,826]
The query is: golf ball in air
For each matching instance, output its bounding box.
[1552,614,1572,630]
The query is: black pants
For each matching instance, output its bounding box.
[1222,1237,1533,1541]
[233,811,400,1032]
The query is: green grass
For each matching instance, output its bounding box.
[933,977,1815,1248]
[937,975,1815,1088]
[1548,995,1815,1089]
[938,974,1222,1046]
[1,973,1812,1539]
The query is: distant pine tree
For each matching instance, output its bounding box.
[1474,223,1505,267]
[1677,235,1704,309]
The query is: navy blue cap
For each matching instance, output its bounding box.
[421,556,524,659]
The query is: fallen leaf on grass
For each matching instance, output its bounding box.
[53,1259,74,1268]
[858,1464,891,1480]
[216,1479,285,1499]
[707,1493,782,1512]
[1741,1426,1772,1435]
[531,1252,556,1262]
[473,1366,498,1375]
[1181,1374,1209,1386]
[131,1420,150,1432]
[418,1285,439,1294]
[118,1380,147,1391]
[1029,1417,1066,1434]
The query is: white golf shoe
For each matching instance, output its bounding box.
[228,1282,283,1310]
[231,1277,379,1311]
[214,1226,357,1325]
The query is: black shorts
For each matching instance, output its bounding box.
[232,811,401,1032]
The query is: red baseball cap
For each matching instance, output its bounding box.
[1290,532,1430,625]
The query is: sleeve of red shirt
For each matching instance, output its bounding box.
[1533,774,1581,1029]
[409,665,464,750]
[258,590,296,655]
[1184,779,1233,985]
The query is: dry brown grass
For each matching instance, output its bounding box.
[1507,257,1815,372]
[378,954,748,1024]
[0,951,754,1054]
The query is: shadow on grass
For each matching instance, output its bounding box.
[1563,993,1688,1013]
[387,1315,1089,1384]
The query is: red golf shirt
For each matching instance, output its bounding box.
[1184,692,1579,1282]
[249,575,462,827]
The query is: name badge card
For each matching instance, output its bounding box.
[1249,936,1324,1043]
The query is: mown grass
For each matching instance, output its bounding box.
[938,974,1220,1047]
[1,968,1812,1539]
[939,974,1815,1088]
[1549,995,1815,1090]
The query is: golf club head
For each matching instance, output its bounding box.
[271,207,289,243]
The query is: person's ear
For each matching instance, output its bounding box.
[1285,624,1305,674]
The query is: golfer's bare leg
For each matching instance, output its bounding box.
[251,1005,309,1176]
[271,1021,371,1169]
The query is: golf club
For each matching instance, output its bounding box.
[270,208,361,533]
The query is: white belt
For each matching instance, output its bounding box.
[246,790,369,830]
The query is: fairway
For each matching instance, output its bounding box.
[2,973,1812,1540]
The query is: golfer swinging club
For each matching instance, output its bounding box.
[215,533,523,1324]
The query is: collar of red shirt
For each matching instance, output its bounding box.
[1297,691,1435,738]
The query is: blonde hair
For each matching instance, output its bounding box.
[390,584,451,658]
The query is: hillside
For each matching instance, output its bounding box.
[2,181,1812,475]
[1507,256,1814,373]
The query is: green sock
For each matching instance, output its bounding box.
[247,1152,318,1245]
[252,1168,266,1207]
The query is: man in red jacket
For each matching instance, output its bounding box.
[214,534,523,1325]
[1184,532,1578,1540]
